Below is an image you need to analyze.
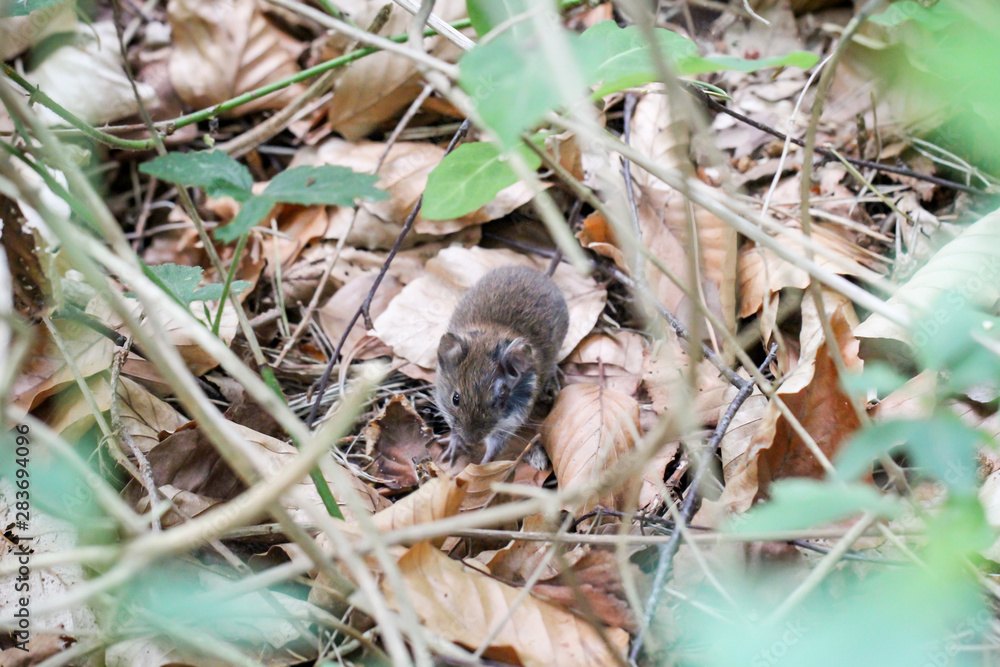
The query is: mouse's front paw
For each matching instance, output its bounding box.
[441,433,466,465]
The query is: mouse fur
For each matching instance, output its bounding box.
[435,265,569,465]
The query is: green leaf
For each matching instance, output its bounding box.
[142,263,248,306]
[212,166,386,243]
[868,1,959,29]
[192,281,251,302]
[836,414,985,494]
[840,362,907,397]
[680,50,820,75]
[422,140,542,220]
[730,479,899,534]
[0,0,66,18]
[145,263,205,306]
[582,21,818,98]
[582,21,696,98]
[139,150,253,201]
[214,196,276,244]
[459,30,600,147]
[260,165,386,207]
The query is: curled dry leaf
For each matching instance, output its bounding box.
[563,332,645,396]
[26,23,157,127]
[575,211,628,271]
[293,140,533,248]
[10,312,115,414]
[37,375,186,452]
[324,0,467,140]
[168,0,305,116]
[362,395,435,490]
[531,548,637,634]
[738,222,876,319]
[127,421,382,523]
[542,384,641,516]
[382,541,629,666]
[373,246,607,371]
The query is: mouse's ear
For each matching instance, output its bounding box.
[438,332,468,367]
[500,338,533,379]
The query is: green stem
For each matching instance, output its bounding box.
[211,230,248,337]
[1,20,472,152]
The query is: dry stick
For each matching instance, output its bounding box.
[630,342,779,661]
[304,119,471,427]
[684,83,986,196]
[109,336,161,530]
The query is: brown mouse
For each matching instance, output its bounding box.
[435,265,569,466]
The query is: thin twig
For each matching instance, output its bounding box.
[630,342,778,661]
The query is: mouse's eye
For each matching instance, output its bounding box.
[451,392,460,407]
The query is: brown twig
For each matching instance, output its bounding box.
[631,341,779,661]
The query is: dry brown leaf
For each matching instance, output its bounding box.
[37,375,186,452]
[532,548,637,634]
[318,273,404,360]
[738,222,875,318]
[383,541,629,666]
[26,22,157,127]
[575,211,628,270]
[363,395,434,490]
[10,314,114,414]
[721,292,863,510]
[455,460,520,512]
[478,514,561,582]
[638,440,682,512]
[542,384,641,516]
[168,0,305,116]
[562,332,645,396]
[324,0,467,140]
[369,476,468,546]
[641,334,731,427]
[373,247,607,371]
[630,91,738,333]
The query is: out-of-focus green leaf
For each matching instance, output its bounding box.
[423,140,542,220]
[730,479,899,533]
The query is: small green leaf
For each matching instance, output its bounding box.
[868,1,959,29]
[192,281,251,302]
[0,0,66,18]
[260,165,387,207]
[423,141,542,220]
[582,21,696,98]
[139,150,253,201]
[730,479,899,534]
[836,415,984,494]
[680,51,820,75]
[582,21,819,98]
[213,166,386,243]
[214,196,276,244]
[145,263,205,306]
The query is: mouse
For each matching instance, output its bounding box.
[435,265,569,466]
